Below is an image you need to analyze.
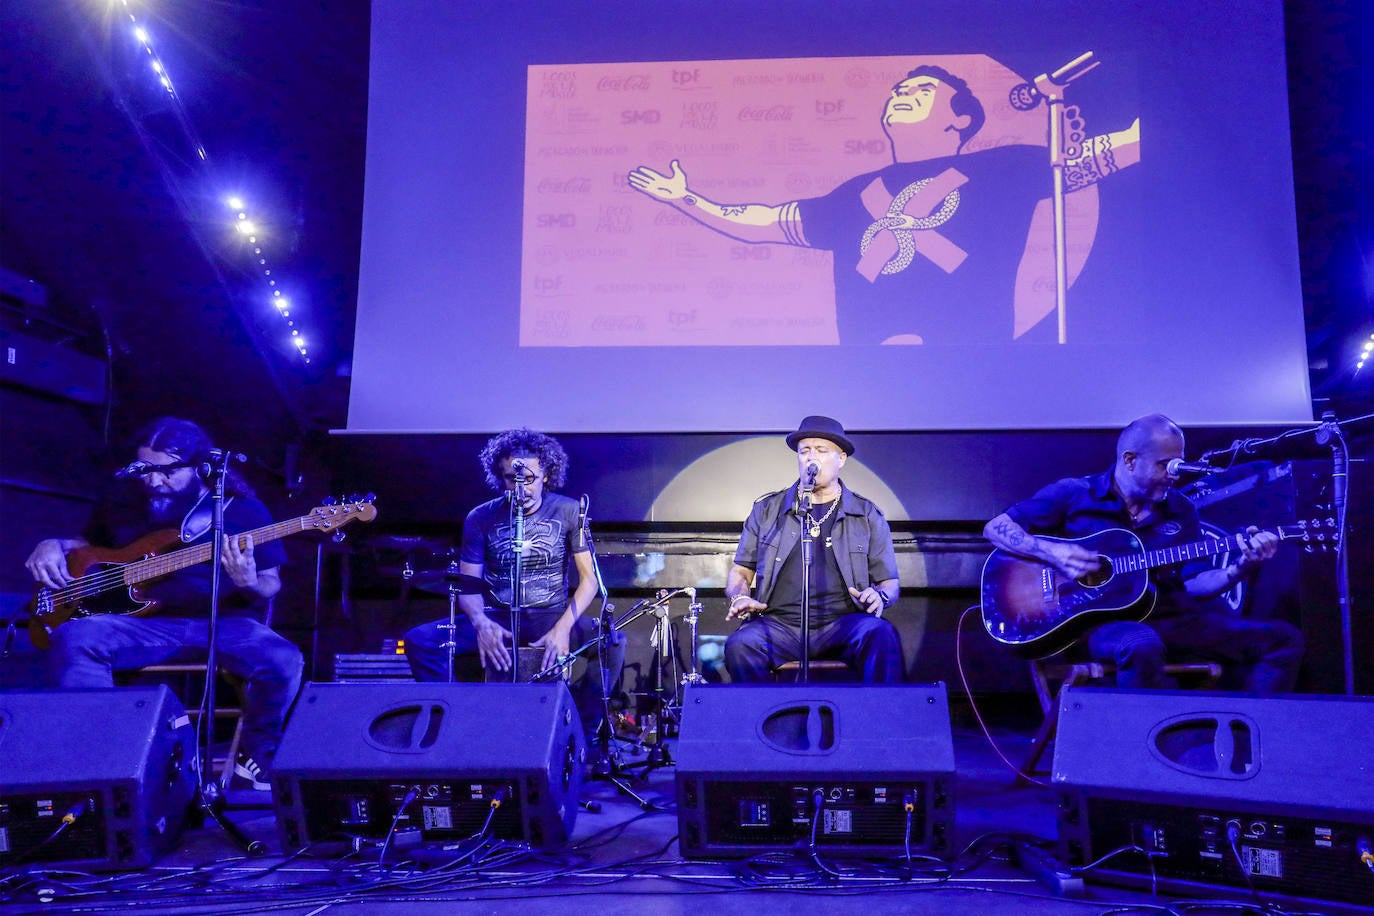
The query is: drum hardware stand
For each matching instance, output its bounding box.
[622,588,693,778]
[193,448,264,855]
[681,593,706,687]
[435,556,464,683]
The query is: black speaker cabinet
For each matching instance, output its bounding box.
[1054,687,1374,908]
[0,687,197,870]
[272,682,584,852]
[675,683,956,858]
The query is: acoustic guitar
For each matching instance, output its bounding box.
[27,498,377,649]
[979,520,1332,658]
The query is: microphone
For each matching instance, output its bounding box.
[1167,457,1223,477]
[684,586,697,600]
[577,494,589,550]
[805,462,819,484]
[114,460,153,479]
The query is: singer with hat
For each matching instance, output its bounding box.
[723,415,904,682]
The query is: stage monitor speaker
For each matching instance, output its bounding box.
[0,687,197,870]
[1054,687,1374,909]
[675,683,956,859]
[272,682,584,852]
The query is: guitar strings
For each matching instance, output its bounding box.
[42,518,305,607]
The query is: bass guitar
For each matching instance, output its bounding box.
[980,520,1333,658]
[28,498,377,649]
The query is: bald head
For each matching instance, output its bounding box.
[1114,414,1185,508]
[1117,414,1183,459]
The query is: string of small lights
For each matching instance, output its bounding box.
[116,0,310,365]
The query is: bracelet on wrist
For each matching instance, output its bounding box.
[729,594,750,609]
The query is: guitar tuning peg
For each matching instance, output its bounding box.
[332,531,347,543]
[322,496,338,507]
[364,492,377,502]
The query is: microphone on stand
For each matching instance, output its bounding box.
[1167,457,1224,477]
[114,460,153,479]
[577,494,590,550]
[801,461,818,511]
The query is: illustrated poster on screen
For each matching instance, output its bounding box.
[521,54,1137,347]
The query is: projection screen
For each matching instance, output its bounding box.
[348,0,1311,433]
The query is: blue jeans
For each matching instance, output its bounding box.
[724,612,905,683]
[48,615,304,762]
[1088,613,1303,693]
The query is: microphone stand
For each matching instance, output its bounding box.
[1202,410,1370,694]
[508,475,527,684]
[197,448,262,855]
[799,470,816,683]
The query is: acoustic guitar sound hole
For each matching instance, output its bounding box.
[1076,556,1112,588]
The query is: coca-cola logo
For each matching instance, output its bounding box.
[597,74,652,92]
[537,177,593,194]
[737,105,794,122]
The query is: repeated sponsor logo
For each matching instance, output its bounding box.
[844,68,873,90]
[532,309,570,339]
[680,101,718,131]
[815,99,847,119]
[667,308,698,327]
[596,74,652,92]
[534,243,560,265]
[595,205,633,234]
[738,104,794,122]
[591,314,648,331]
[539,71,576,100]
[653,210,695,227]
[620,109,662,125]
[729,246,772,262]
[672,68,703,87]
[843,138,888,155]
[535,143,631,158]
[784,172,814,194]
[536,213,577,229]
[532,275,565,294]
[536,177,593,194]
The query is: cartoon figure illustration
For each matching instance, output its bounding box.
[630,59,1139,344]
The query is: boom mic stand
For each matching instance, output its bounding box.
[197,448,263,855]
[1202,409,1370,694]
[621,588,693,778]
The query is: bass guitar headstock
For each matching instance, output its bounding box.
[306,495,379,533]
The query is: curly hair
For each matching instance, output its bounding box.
[132,416,256,498]
[479,428,569,492]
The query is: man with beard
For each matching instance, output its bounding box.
[24,417,303,790]
[982,414,1302,690]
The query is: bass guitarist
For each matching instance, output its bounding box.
[982,414,1302,692]
[24,417,303,790]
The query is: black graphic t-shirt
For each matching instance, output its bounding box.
[459,491,587,610]
[799,144,1049,344]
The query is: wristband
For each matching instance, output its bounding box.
[729,594,751,610]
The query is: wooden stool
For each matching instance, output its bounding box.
[771,659,856,683]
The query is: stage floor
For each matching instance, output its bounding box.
[2,709,1352,916]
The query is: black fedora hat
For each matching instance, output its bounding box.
[785,415,855,455]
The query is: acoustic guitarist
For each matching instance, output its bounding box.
[981,414,1303,692]
[24,417,303,790]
